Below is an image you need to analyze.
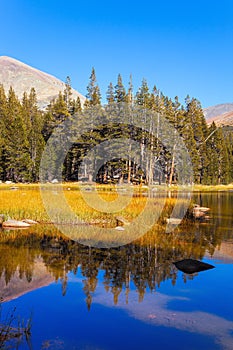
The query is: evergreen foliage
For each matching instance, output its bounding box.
[0,69,232,185]
[114,74,126,103]
[85,68,101,106]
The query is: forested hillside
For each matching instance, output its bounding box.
[0,69,232,185]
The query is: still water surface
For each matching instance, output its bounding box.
[1,192,233,350]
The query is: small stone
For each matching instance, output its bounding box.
[166,218,181,225]
[116,216,130,226]
[193,206,210,212]
[51,179,59,184]
[115,226,125,231]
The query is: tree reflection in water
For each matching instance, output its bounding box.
[0,215,226,310]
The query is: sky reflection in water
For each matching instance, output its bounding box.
[1,192,233,350]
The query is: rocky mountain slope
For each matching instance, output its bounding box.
[204,103,233,126]
[0,56,85,109]
[204,103,233,119]
[205,110,233,126]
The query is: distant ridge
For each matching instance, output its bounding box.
[206,110,233,127]
[0,56,85,109]
[204,103,233,119]
[204,103,233,126]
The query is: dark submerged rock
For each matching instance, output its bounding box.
[173,258,215,274]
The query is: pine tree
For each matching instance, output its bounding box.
[86,67,101,106]
[0,85,7,178]
[63,76,73,112]
[135,79,150,108]
[114,74,126,103]
[206,124,230,184]
[52,91,70,117]
[225,131,233,183]
[3,87,31,181]
[184,97,208,183]
[106,82,114,105]
[125,74,133,105]
[22,88,45,181]
[149,85,158,111]
[69,96,82,115]
[74,96,82,113]
[42,90,71,142]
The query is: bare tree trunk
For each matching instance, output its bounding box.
[128,141,132,183]
[168,144,176,186]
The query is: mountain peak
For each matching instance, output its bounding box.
[0,56,85,109]
[0,55,20,62]
[0,55,25,62]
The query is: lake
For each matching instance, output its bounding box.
[0,190,233,350]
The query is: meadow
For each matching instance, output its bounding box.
[0,182,232,224]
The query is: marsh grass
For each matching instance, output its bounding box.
[0,302,32,350]
[0,188,49,222]
[191,184,233,192]
[0,183,194,246]
[0,183,148,224]
[0,184,218,258]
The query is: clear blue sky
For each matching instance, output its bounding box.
[0,0,232,108]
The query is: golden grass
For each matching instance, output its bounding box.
[1,183,218,253]
[0,182,186,226]
[191,184,233,192]
[0,188,48,222]
[0,183,148,223]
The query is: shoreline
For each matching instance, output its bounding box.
[0,182,233,192]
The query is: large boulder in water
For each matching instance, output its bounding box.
[173,259,215,274]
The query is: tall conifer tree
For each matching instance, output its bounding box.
[114,74,126,103]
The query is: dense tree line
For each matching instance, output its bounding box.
[0,69,232,184]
